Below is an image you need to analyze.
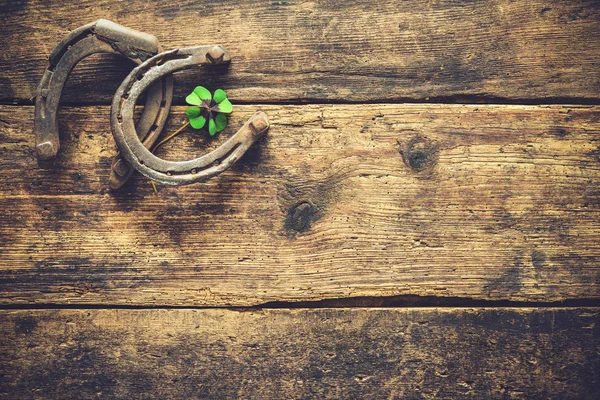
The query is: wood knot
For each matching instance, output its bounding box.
[551,127,569,138]
[14,316,37,335]
[285,200,318,233]
[399,136,438,172]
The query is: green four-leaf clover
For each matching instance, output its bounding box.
[185,86,233,136]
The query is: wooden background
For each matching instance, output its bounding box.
[0,0,599,398]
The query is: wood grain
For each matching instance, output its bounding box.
[1,0,599,104]
[0,308,598,399]
[1,104,599,305]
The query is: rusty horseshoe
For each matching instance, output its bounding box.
[111,46,269,186]
[33,19,174,189]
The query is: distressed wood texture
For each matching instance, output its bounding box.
[1,104,599,305]
[1,0,600,104]
[1,308,598,399]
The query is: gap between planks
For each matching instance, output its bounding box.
[4,99,600,107]
[1,296,599,311]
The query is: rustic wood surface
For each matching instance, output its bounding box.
[1,308,598,399]
[1,0,599,104]
[1,0,599,398]
[1,104,600,305]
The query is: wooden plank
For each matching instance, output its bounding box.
[0,308,598,399]
[1,104,599,305]
[1,0,599,104]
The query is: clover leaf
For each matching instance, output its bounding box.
[185,86,233,136]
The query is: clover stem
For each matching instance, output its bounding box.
[151,121,191,154]
[149,120,191,194]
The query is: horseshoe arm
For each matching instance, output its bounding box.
[35,35,114,161]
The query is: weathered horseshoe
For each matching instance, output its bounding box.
[111,46,270,186]
[33,19,174,189]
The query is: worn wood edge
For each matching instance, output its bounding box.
[1,0,599,103]
[1,104,600,305]
[0,307,598,399]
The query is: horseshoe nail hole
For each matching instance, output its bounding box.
[123,93,129,99]
[213,160,221,167]
[191,169,198,174]
[138,159,145,166]
[117,115,123,123]
[149,124,158,132]
[166,171,173,176]
[136,73,145,81]
[160,100,167,107]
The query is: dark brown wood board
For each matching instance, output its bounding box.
[1,308,598,399]
[1,0,599,104]
[1,105,600,305]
